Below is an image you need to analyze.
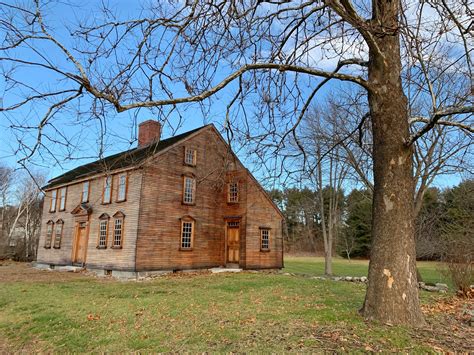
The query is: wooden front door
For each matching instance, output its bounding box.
[73,222,88,264]
[227,226,240,263]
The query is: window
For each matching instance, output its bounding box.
[50,190,57,212]
[112,212,125,248]
[97,215,109,249]
[53,220,64,248]
[102,176,112,204]
[260,228,270,251]
[183,176,196,204]
[180,219,194,250]
[44,221,54,248]
[82,181,89,203]
[116,173,127,202]
[228,182,239,203]
[59,187,67,211]
[184,147,197,166]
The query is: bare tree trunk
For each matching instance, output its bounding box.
[361,1,425,326]
[317,149,333,276]
[7,201,24,244]
[24,203,30,260]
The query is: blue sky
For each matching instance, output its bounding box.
[0,0,466,190]
[0,1,234,176]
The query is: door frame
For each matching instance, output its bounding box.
[224,217,241,266]
[71,217,90,265]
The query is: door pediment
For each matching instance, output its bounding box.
[71,203,92,216]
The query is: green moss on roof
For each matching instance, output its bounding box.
[43,125,209,190]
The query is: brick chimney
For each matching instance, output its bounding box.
[138,120,161,147]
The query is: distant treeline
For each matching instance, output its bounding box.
[269,179,473,261]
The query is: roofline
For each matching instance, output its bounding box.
[204,125,285,220]
[138,124,215,166]
[244,168,286,220]
[42,124,212,191]
[42,123,286,220]
[42,165,138,192]
[141,123,284,219]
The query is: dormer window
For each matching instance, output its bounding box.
[102,176,112,204]
[184,147,197,166]
[228,182,239,203]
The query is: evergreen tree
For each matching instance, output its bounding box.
[339,189,372,259]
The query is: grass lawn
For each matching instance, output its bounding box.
[283,256,450,286]
[0,260,470,352]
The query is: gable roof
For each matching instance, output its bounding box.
[42,123,284,220]
[43,125,209,190]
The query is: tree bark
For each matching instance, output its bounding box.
[361,1,425,326]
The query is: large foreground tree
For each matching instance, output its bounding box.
[1,1,472,325]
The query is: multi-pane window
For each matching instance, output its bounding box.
[228,182,239,203]
[184,148,197,166]
[98,219,108,248]
[53,220,64,248]
[50,190,57,212]
[45,221,54,248]
[183,176,195,204]
[59,187,67,211]
[117,174,127,202]
[180,221,194,249]
[82,181,89,203]
[113,216,124,248]
[103,176,112,204]
[260,228,270,251]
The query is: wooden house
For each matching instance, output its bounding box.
[36,122,284,276]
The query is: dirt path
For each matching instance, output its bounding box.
[0,260,91,283]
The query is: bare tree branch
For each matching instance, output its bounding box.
[408,105,474,144]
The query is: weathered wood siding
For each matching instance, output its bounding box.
[136,128,230,270]
[135,126,283,271]
[37,125,283,271]
[36,170,142,270]
[244,173,284,269]
[223,169,248,268]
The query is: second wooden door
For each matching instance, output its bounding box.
[227,227,240,263]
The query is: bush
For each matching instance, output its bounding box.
[442,237,473,297]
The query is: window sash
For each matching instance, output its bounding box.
[82,181,89,203]
[59,187,67,211]
[45,223,54,248]
[103,176,112,203]
[113,218,123,247]
[183,177,195,204]
[54,223,63,248]
[228,182,239,203]
[98,220,108,248]
[185,148,196,165]
[261,229,270,250]
[117,174,127,201]
[181,221,193,249]
[50,190,57,212]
